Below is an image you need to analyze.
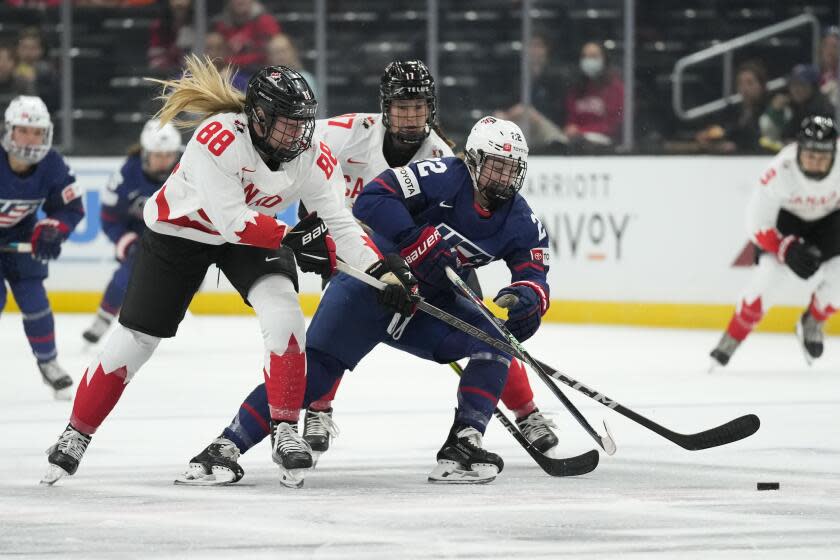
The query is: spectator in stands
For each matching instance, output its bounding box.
[213,0,281,70]
[14,28,58,110]
[0,45,34,107]
[563,41,624,152]
[695,61,769,154]
[819,27,839,108]
[148,0,195,70]
[265,33,318,99]
[766,64,835,147]
[494,33,566,153]
[203,31,249,91]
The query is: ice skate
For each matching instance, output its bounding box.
[302,408,340,467]
[174,436,244,486]
[428,423,504,484]
[516,408,559,456]
[41,424,91,485]
[270,421,313,488]
[796,311,824,365]
[37,359,74,400]
[82,311,114,344]
[709,332,741,371]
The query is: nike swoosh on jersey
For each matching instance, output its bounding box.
[439,201,454,208]
[346,158,367,165]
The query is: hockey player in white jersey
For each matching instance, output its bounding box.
[41,55,416,488]
[711,115,840,368]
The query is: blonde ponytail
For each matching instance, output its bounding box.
[145,54,247,130]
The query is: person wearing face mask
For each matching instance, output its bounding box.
[81,120,182,344]
[563,41,624,151]
[710,116,840,369]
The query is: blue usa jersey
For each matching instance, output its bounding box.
[100,154,163,244]
[0,146,84,243]
[353,156,550,309]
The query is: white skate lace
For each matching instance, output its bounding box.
[38,361,69,383]
[210,437,240,460]
[715,333,740,356]
[273,423,312,455]
[304,411,340,440]
[455,426,483,449]
[86,315,112,337]
[56,427,89,462]
[517,412,558,442]
[802,314,824,344]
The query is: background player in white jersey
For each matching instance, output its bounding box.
[179,62,560,486]
[710,116,840,368]
[82,119,182,344]
[42,56,415,488]
[0,95,84,399]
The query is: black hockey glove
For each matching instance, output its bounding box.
[283,213,337,279]
[780,236,821,280]
[30,219,68,261]
[366,254,419,315]
[494,283,545,342]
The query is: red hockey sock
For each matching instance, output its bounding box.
[70,363,129,435]
[263,335,306,422]
[499,359,535,417]
[726,297,764,341]
[808,295,837,322]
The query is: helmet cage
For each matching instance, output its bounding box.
[245,67,318,164]
[2,122,53,164]
[380,60,437,145]
[466,149,527,210]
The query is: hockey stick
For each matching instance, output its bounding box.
[0,242,32,253]
[448,362,599,477]
[444,267,617,456]
[336,261,760,451]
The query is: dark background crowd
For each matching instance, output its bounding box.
[1,0,838,156]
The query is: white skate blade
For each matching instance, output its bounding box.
[174,464,238,486]
[53,386,73,401]
[278,466,307,489]
[427,460,497,484]
[311,451,323,468]
[40,464,69,486]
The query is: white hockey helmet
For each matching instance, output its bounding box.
[465,116,529,210]
[2,95,53,164]
[140,119,182,154]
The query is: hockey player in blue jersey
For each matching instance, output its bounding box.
[184,116,550,484]
[82,119,181,343]
[0,95,85,399]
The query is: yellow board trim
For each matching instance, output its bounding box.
[5,292,839,334]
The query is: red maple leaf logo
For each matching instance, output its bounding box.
[235,213,286,249]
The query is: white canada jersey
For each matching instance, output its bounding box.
[747,141,840,246]
[143,111,379,270]
[314,113,454,207]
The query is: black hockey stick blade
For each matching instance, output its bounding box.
[533,358,761,451]
[449,362,599,477]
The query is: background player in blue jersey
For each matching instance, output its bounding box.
[0,95,85,399]
[82,119,182,344]
[184,116,549,484]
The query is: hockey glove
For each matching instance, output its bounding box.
[366,253,419,315]
[779,236,821,279]
[284,213,337,279]
[115,232,140,263]
[30,219,69,261]
[494,283,545,342]
[398,225,459,291]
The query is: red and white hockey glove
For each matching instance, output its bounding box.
[398,225,459,292]
[30,219,69,262]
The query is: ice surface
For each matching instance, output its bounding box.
[1,314,839,558]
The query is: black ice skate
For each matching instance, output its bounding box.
[270,421,313,488]
[41,424,91,485]
[82,311,114,344]
[796,311,824,365]
[303,408,340,466]
[174,436,244,486]
[709,332,741,371]
[428,422,504,484]
[37,359,74,400]
[516,409,559,455]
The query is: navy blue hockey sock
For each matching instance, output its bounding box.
[455,354,510,433]
[222,383,271,454]
[12,280,57,363]
[100,259,133,316]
